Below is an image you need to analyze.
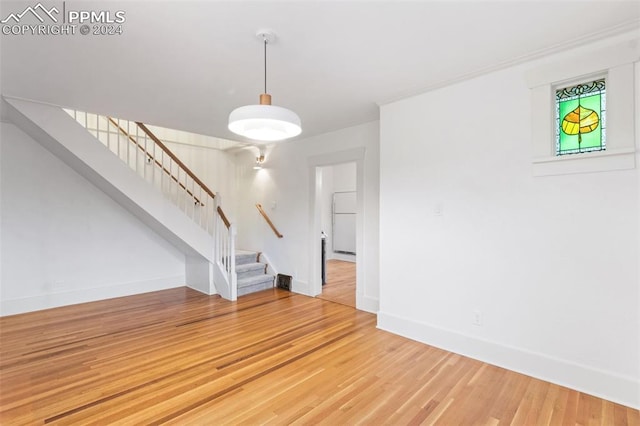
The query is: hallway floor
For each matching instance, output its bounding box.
[316,259,356,308]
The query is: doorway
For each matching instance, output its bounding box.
[308,148,364,309]
[316,163,357,307]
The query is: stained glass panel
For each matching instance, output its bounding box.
[555,78,606,155]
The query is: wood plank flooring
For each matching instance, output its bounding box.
[1,288,638,425]
[317,259,356,308]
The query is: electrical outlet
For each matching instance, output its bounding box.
[473,310,483,326]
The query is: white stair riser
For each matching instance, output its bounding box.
[237,266,266,280]
[237,279,275,297]
[234,250,274,296]
[236,254,259,265]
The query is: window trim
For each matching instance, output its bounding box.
[527,40,637,176]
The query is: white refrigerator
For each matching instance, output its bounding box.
[332,191,356,255]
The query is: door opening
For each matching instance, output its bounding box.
[315,162,357,308]
[307,147,364,310]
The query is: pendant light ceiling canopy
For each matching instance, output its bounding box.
[228,31,302,142]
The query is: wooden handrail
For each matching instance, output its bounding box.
[107,118,208,205]
[135,122,215,199]
[256,203,283,238]
[217,206,231,229]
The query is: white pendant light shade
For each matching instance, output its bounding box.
[228,104,301,142]
[228,30,301,143]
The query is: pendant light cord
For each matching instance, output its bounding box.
[263,37,267,94]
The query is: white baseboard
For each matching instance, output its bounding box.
[357,293,379,314]
[377,311,639,410]
[1,275,185,316]
[331,252,356,262]
[258,252,279,281]
[291,279,312,296]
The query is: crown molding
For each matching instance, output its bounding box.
[377,19,640,106]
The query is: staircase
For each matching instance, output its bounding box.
[235,251,275,296]
[4,97,280,300]
[3,96,237,301]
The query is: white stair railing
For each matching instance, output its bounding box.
[64,108,237,298]
[64,109,216,235]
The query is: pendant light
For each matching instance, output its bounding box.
[228,31,302,142]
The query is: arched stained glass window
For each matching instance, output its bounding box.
[555,78,606,156]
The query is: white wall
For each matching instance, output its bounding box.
[163,141,238,220]
[636,57,640,413]
[378,36,639,408]
[234,121,379,312]
[0,122,186,315]
[319,165,334,259]
[332,162,357,192]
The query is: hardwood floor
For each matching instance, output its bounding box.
[1,288,637,425]
[317,259,356,307]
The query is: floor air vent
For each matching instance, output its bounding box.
[276,274,292,291]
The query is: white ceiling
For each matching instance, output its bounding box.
[1,1,638,142]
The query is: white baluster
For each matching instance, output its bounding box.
[65,109,223,238]
[229,224,236,295]
[151,138,156,188]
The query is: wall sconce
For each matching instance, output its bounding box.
[253,150,266,170]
